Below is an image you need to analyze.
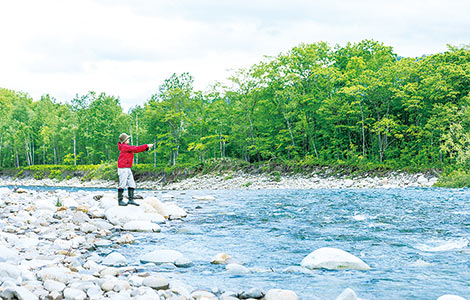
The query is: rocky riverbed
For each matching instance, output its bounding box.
[2,173,465,300]
[0,187,309,300]
[0,171,438,190]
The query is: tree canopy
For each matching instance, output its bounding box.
[1,40,469,171]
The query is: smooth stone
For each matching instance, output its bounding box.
[165,203,187,219]
[239,287,264,299]
[211,253,234,264]
[80,223,97,233]
[36,267,70,283]
[336,288,359,300]
[44,280,66,292]
[123,220,161,232]
[264,289,298,300]
[301,247,371,270]
[63,288,87,300]
[1,286,38,300]
[140,249,184,265]
[141,197,170,218]
[116,233,135,244]
[99,267,121,277]
[102,252,128,267]
[105,206,164,225]
[436,296,467,300]
[190,290,218,300]
[0,262,21,281]
[174,256,193,268]
[226,263,250,275]
[0,245,19,262]
[142,275,169,290]
[86,286,103,299]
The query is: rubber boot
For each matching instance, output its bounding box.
[127,188,140,206]
[118,188,127,206]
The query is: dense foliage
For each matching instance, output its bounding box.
[1,40,469,174]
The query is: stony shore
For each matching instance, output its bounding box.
[1,171,438,190]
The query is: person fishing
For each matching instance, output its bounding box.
[117,133,153,206]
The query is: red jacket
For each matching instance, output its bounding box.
[117,143,149,168]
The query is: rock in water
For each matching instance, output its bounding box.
[140,249,184,264]
[301,247,371,270]
[102,252,128,267]
[336,288,359,300]
[264,289,298,300]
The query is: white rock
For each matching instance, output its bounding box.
[140,249,184,265]
[264,289,298,300]
[226,263,250,274]
[0,262,21,281]
[142,197,169,218]
[436,296,467,300]
[166,203,187,219]
[102,252,127,267]
[211,253,234,264]
[37,267,70,283]
[0,187,12,195]
[123,221,161,232]
[336,288,359,300]
[190,290,218,300]
[0,245,19,262]
[64,287,87,300]
[1,286,38,300]
[44,280,66,292]
[116,233,135,244]
[62,197,79,208]
[99,267,120,277]
[142,275,169,290]
[301,247,371,270]
[36,199,56,211]
[105,206,164,225]
[80,223,97,233]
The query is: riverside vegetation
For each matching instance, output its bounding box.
[0,40,470,186]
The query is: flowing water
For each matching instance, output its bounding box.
[10,186,470,299]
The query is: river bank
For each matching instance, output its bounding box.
[0,171,438,190]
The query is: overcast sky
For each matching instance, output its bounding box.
[1,0,469,111]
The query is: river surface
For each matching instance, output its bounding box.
[9,186,470,299]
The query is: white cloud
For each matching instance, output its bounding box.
[0,0,468,111]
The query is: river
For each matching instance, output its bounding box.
[8,186,470,299]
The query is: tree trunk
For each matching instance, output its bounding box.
[153,137,157,167]
[73,134,77,166]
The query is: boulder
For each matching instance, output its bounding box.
[0,262,21,281]
[226,263,250,275]
[336,288,360,300]
[264,289,298,300]
[104,206,164,225]
[190,290,218,300]
[123,221,161,232]
[63,288,87,300]
[1,286,38,300]
[142,275,169,290]
[0,245,19,262]
[211,253,234,264]
[102,252,127,267]
[301,247,371,270]
[140,249,184,265]
[43,280,66,292]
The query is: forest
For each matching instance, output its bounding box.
[1,40,469,175]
